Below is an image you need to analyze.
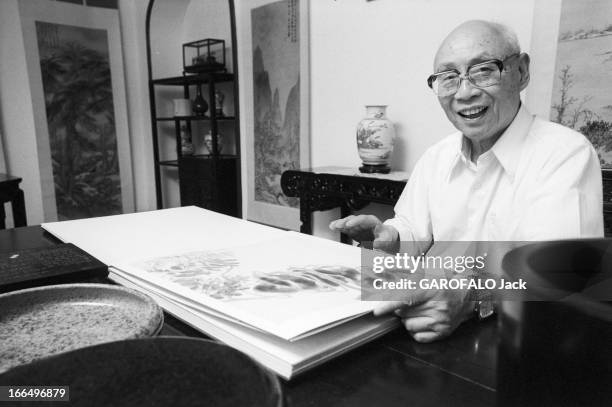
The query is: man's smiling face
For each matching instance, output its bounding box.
[433,22,529,146]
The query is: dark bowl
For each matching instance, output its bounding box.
[502,239,612,302]
[0,336,283,407]
[498,239,612,407]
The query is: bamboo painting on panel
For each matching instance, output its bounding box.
[18,0,134,222]
[36,22,123,220]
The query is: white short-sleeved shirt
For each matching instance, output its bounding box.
[384,105,604,246]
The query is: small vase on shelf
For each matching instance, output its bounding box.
[356,105,396,174]
[214,89,225,117]
[180,124,194,155]
[204,130,223,155]
[192,85,208,116]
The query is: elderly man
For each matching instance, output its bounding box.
[330,20,603,342]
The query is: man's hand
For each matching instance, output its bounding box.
[329,215,381,242]
[373,282,474,343]
[329,215,399,252]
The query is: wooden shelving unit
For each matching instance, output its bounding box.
[145,0,241,217]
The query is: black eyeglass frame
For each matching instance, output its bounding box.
[426,53,521,95]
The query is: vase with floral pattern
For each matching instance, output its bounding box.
[356,105,395,173]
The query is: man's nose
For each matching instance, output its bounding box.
[453,77,480,100]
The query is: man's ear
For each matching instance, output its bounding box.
[517,53,530,92]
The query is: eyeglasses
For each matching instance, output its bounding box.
[427,53,520,97]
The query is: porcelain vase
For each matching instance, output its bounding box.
[204,131,223,154]
[356,105,395,173]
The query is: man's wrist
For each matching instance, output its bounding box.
[474,300,495,320]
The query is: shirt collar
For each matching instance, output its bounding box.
[446,104,534,182]
[490,104,534,178]
[446,133,466,182]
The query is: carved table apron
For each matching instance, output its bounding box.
[281,168,408,243]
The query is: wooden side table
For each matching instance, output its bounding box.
[280,167,409,243]
[0,174,27,229]
[283,168,612,240]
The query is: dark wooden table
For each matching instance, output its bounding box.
[281,167,409,243]
[0,174,27,229]
[0,226,498,407]
[283,168,612,240]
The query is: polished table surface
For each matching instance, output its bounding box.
[0,226,497,407]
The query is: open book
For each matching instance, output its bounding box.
[42,207,398,379]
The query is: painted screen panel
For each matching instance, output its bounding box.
[36,21,123,219]
[251,0,300,208]
[550,0,612,167]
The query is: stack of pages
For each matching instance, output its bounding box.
[42,207,398,379]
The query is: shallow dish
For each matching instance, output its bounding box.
[0,283,163,373]
[0,336,283,407]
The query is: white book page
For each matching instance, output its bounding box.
[41,206,288,265]
[114,232,378,340]
[110,267,265,331]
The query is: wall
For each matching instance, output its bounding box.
[0,0,48,225]
[0,123,5,173]
[524,0,563,118]
[118,0,156,213]
[308,0,537,240]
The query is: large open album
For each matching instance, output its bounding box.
[42,207,398,379]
